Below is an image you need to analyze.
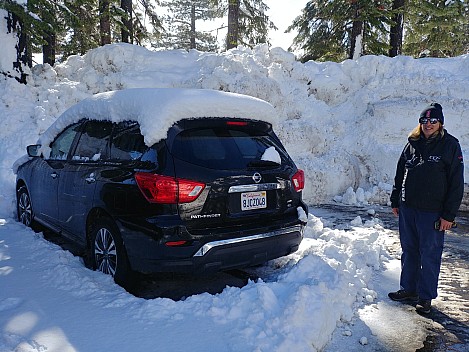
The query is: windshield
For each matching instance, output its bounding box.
[171,127,289,170]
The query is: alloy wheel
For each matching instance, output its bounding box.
[94,228,118,276]
[18,191,32,226]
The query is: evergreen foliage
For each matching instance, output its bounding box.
[2,0,53,55]
[133,0,164,45]
[224,0,276,49]
[404,0,469,58]
[1,0,163,63]
[288,0,394,62]
[1,4,31,82]
[61,0,99,57]
[1,0,469,70]
[290,0,469,62]
[160,0,220,51]
[236,0,275,47]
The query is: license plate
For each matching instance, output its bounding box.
[241,191,267,211]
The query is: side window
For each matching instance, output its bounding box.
[72,121,112,162]
[110,121,147,161]
[49,123,81,160]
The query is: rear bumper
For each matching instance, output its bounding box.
[123,223,304,274]
[193,225,303,257]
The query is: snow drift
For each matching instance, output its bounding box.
[1,43,468,218]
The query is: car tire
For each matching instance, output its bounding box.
[89,218,136,289]
[17,186,37,229]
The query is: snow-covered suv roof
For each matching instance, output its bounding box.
[38,88,277,147]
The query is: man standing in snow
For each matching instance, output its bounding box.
[388,102,464,314]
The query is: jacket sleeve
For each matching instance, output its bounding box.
[390,144,408,208]
[441,140,464,222]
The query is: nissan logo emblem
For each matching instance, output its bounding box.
[252,172,262,183]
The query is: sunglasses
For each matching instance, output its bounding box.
[419,117,439,125]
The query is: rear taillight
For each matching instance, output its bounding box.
[135,172,205,204]
[226,121,248,126]
[292,169,305,192]
[165,240,188,247]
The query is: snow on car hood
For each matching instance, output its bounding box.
[38,88,278,148]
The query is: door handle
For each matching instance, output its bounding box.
[50,172,58,179]
[85,173,96,184]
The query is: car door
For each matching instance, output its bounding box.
[58,120,113,242]
[28,122,82,227]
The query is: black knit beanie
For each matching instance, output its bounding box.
[420,102,444,124]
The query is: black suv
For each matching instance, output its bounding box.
[15,88,307,287]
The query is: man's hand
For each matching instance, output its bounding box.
[392,208,399,217]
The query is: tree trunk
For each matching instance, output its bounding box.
[349,2,363,59]
[190,3,196,49]
[43,31,56,66]
[227,0,239,50]
[42,0,56,66]
[389,0,405,57]
[4,10,31,83]
[121,0,132,43]
[99,0,111,45]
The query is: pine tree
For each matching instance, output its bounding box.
[350,0,364,59]
[389,0,405,57]
[62,0,162,57]
[41,1,57,65]
[225,0,275,50]
[1,0,61,65]
[28,0,65,65]
[132,0,164,46]
[358,1,393,57]
[404,0,469,57]
[161,0,220,51]
[0,5,31,83]
[87,0,164,52]
[61,0,100,57]
[1,0,164,70]
[99,0,111,44]
[287,1,348,62]
[226,0,238,49]
[288,0,393,62]
[121,0,132,42]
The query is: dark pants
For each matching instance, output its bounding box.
[398,204,444,300]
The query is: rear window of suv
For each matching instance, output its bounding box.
[171,127,288,170]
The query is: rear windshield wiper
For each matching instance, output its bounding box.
[247,159,280,168]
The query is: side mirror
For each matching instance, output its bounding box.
[27,145,42,157]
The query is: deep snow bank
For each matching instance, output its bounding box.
[0,43,468,218]
[0,211,391,352]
